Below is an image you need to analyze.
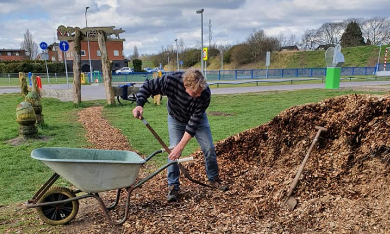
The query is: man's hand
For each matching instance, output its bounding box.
[132,106,143,119]
[168,145,184,161]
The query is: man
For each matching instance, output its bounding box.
[132,68,228,202]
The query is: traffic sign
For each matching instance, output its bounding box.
[39,42,48,50]
[266,51,270,67]
[59,41,69,52]
[41,53,49,60]
[203,47,208,61]
[180,60,183,66]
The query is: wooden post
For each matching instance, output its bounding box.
[19,72,28,97]
[31,75,41,98]
[97,30,115,105]
[73,29,82,104]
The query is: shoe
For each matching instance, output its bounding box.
[209,178,229,191]
[167,186,179,202]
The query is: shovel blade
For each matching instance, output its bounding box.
[286,197,297,210]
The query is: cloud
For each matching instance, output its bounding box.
[1,0,390,56]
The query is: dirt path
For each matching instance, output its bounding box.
[77,106,132,151]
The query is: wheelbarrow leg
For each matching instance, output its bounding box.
[93,186,136,225]
[107,189,122,211]
[28,173,60,203]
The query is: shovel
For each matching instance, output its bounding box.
[284,126,327,210]
[139,117,213,188]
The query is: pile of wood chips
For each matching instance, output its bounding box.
[75,94,390,233]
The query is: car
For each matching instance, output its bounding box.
[143,67,153,73]
[115,67,133,75]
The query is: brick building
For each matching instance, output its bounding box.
[0,49,27,61]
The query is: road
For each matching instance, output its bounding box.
[1,79,390,101]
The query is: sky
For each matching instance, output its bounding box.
[1,0,390,57]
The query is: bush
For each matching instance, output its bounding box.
[133,59,142,72]
[182,49,200,67]
[231,44,253,65]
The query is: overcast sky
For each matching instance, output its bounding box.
[1,0,389,56]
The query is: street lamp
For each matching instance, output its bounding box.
[85,7,93,81]
[196,8,204,75]
[175,39,179,71]
[166,53,170,71]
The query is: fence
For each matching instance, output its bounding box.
[0,65,384,85]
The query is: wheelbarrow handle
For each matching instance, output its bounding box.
[177,157,193,163]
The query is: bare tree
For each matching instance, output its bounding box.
[277,33,287,47]
[361,17,390,45]
[316,22,345,45]
[245,29,279,62]
[178,38,185,53]
[301,29,319,50]
[287,34,297,46]
[20,29,38,60]
[132,45,139,59]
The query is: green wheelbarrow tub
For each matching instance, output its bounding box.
[31,147,146,193]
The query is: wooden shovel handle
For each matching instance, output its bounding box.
[285,126,327,198]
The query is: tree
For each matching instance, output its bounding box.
[361,17,390,45]
[301,29,319,50]
[20,29,38,60]
[132,59,142,72]
[316,22,344,45]
[132,45,139,59]
[245,29,280,62]
[340,21,365,47]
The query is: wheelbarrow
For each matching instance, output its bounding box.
[25,147,193,225]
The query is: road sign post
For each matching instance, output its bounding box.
[203,47,208,78]
[59,41,70,88]
[266,51,271,78]
[40,42,50,85]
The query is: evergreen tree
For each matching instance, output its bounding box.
[340,21,365,47]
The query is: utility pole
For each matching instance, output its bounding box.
[196,9,204,74]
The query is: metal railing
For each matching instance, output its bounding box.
[0,65,385,86]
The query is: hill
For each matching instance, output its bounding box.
[203,44,388,71]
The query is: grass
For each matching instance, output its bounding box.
[0,88,384,207]
[0,94,95,205]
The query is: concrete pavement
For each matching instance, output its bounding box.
[1,80,390,101]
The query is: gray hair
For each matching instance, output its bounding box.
[182,68,206,90]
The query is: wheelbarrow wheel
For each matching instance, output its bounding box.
[36,186,79,225]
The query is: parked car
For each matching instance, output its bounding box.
[115,67,133,75]
[143,67,153,73]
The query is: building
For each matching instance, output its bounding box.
[47,43,60,62]
[0,49,27,61]
[56,26,127,73]
[279,46,299,52]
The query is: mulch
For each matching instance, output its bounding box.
[67,94,390,233]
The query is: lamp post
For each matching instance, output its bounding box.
[166,53,170,71]
[196,9,204,75]
[85,7,93,82]
[175,39,179,71]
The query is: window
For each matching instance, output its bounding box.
[97,50,101,56]
[7,52,11,56]
[113,50,119,56]
[81,50,86,56]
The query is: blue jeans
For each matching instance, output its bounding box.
[167,113,219,190]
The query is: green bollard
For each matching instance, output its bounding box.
[325,67,341,89]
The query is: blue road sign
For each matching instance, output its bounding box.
[59,41,69,52]
[180,60,183,66]
[39,42,48,50]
